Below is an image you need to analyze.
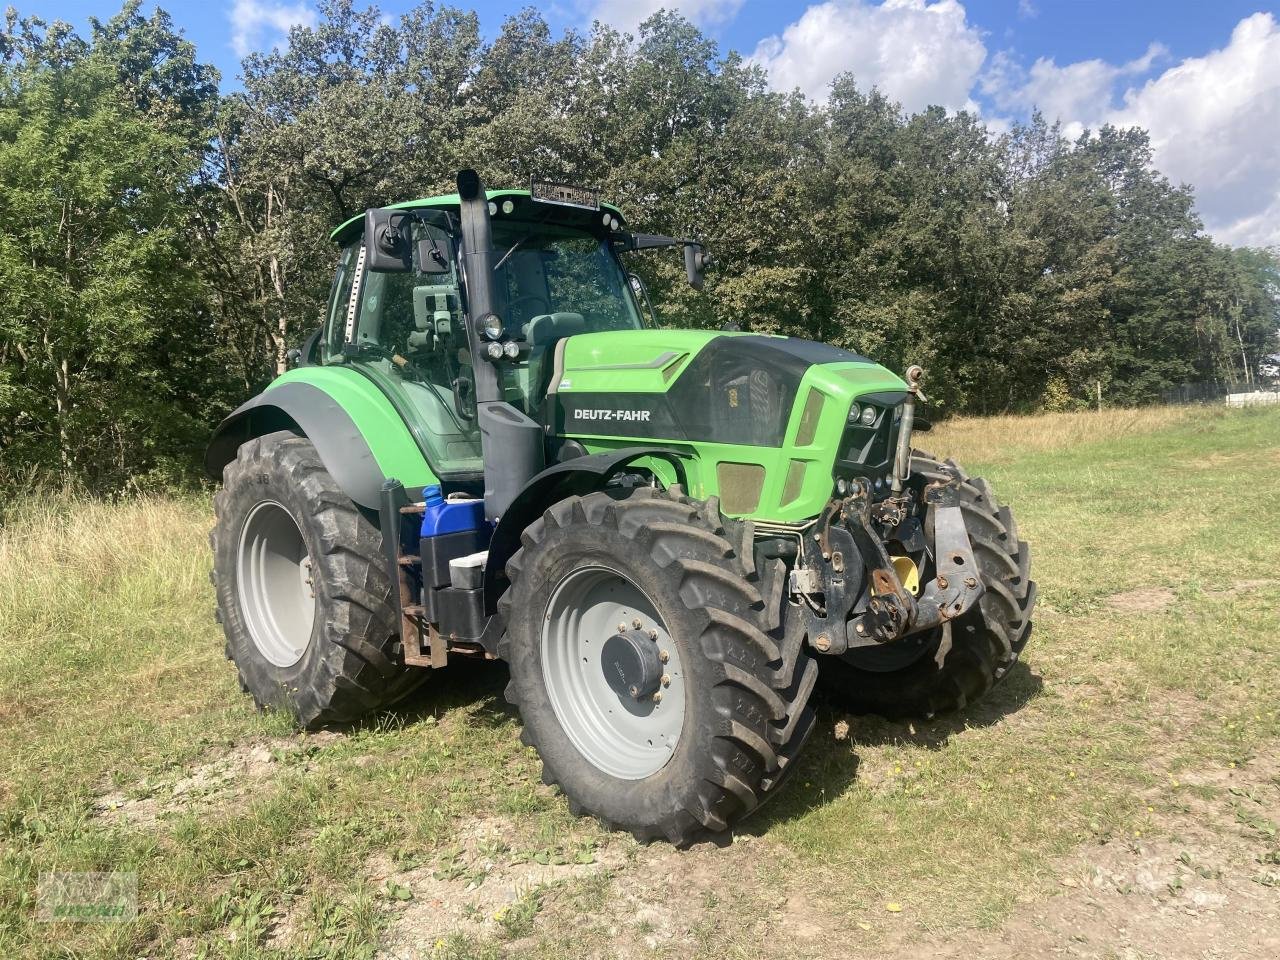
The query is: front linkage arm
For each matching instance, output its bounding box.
[801,472,984,656]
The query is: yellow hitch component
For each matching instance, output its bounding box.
[891,556,921,597]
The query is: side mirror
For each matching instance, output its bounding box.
[683,243,713,290]
[416,235,450,274]
[363,207,411,272]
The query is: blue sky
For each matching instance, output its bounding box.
[23,1,1268,89]
[14,1,1280,247]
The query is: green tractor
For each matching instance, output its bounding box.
[207,170,1035,844]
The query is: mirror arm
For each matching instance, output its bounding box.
[625,232,688,252]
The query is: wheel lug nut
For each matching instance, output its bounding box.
[659,650,670,663]
[661,674,670,687]
[628,684,640,698]
[648,629,658,641]
[617,622,627,633]
[632,618,643,629]
[652,691,663,703]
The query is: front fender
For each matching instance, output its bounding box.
[482,447,688,614]
[205,368,438,511]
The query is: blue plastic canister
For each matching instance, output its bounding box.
[419,485,485,538]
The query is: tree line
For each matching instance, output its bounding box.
[1,1,1277,492]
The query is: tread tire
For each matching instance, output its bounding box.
[498,486,816,846]
[210,431,426,728]
[824,451,1035,718]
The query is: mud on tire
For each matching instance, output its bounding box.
[498,487,817,846]
[211,431,426,728]
[824,451,1036,718]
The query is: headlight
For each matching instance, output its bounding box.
[501,200,515,215]
[848,403,861,422]
[485,342,504,360]
[480,313,504,340]
[502,341,520,359]
[860,405,877,426]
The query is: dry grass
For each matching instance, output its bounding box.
[926,404,1194,464]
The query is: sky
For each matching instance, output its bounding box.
[16,0,1280,248]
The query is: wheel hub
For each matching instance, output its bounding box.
[540,565,685,780]
[601,628,663,700]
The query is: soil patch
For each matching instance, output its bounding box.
[93,732,342,826]
[373,817,631,956]
[1105,587,1175,614]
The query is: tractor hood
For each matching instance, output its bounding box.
[550,329,909,450]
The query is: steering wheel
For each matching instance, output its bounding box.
[507,294,552,325]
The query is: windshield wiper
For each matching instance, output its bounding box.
[493,231,535,272]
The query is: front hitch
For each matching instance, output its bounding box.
[844,478,983,646]
[798,472,984,656]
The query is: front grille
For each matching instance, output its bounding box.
[834,392,907,488]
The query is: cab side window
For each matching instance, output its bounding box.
[323,242,359,361]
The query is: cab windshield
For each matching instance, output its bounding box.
[490,223,643,336]
[327,213,642,479]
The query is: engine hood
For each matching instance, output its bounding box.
[550,329,908,449]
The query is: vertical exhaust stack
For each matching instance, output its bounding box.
[456,169,501,407]
[455,169,545,520]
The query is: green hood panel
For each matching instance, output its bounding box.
[555,329,882,393]
[553,330,907,522]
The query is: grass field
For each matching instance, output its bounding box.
[2,405,1278,959]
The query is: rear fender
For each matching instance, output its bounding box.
[205,370,438,511]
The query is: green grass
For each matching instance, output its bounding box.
[1,405,1278,958]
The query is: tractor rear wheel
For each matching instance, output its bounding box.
[499,487,816,846]
[825,452,1036,718]
[211,431,426,728]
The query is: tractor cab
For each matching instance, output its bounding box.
[320,186,671,484]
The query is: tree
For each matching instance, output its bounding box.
[0,3,222,489]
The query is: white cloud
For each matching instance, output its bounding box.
[229,0,316,58]
[583,0,744,35]
[750,0,986,111]
[982,43,1167,139]
[985,13,1280,248]
[1108,15,1280,247]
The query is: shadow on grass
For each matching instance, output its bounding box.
[369,655,516,732]
[740,660,1044,837]
[348,654,1042,841]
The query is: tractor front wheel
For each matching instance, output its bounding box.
[499,487,816,846]
[824,451,1036,718]
[211,431,426,728]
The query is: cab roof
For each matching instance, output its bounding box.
[330,189,627,244]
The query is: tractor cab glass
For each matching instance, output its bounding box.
[489,222,644,414]
[326,213,484,479]
[324,208,644,479]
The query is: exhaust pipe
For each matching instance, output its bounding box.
[455,169,545,519]
[456,169,501,406]
[891,365,925,494]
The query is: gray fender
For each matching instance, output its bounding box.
[483,447,689,613]
[204,382,385,511]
